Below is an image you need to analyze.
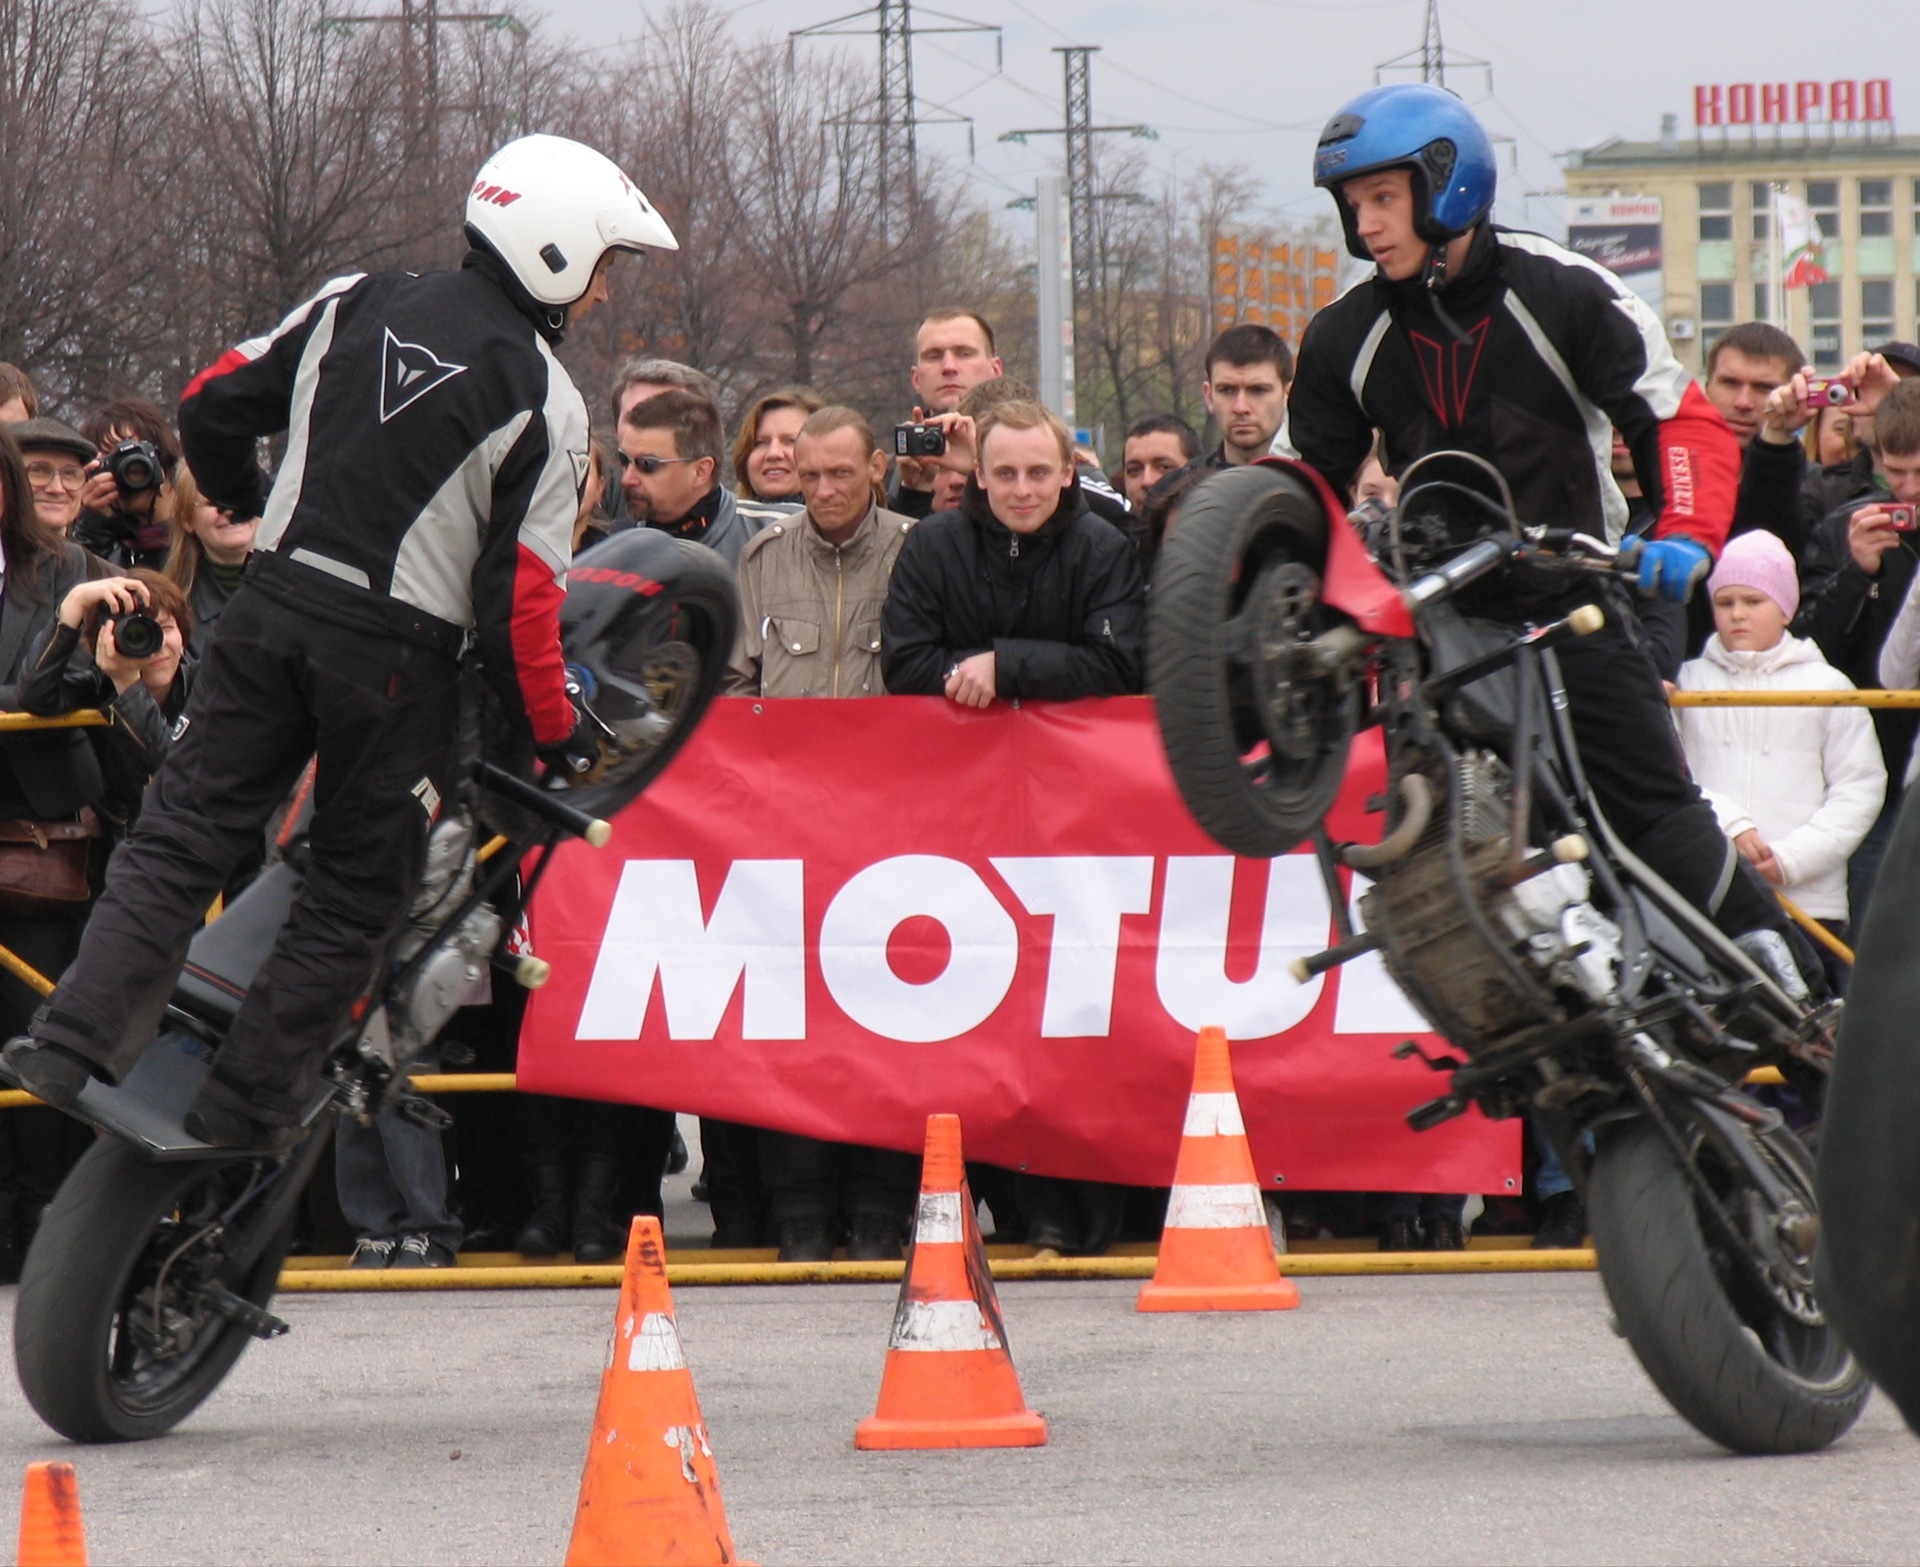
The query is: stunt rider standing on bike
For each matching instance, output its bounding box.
[1283,83,1800,968]
[7,135,679,1149]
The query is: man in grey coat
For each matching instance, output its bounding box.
[616,389,788,567]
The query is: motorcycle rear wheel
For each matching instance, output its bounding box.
[1149,464,1357,858]
[1586,1115,1868,1454]
[15,1137,295,1443]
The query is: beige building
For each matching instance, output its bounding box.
[1564,128,1920,375]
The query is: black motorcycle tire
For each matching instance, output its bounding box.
[1149,463,1355,858]
[564,538,739,821]
[15,1138,293,1443]
[1586,1116,1868,1455]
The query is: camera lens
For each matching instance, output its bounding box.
[110,609,163,659]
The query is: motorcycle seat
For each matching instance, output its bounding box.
[172,861,302,1026]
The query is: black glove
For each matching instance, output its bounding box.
[537,709,602,782]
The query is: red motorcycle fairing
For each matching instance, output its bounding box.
[1252,456,1414,639]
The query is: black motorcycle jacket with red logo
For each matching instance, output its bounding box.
[177,250,584,748]
[1281,224,1738,555]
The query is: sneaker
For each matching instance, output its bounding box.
[1532,1190,1589,1250]
[349,1237,397,1270]
[391,1233,457,1269]
[3,1037,95,1109]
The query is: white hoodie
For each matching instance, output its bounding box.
[1675,632,1885,921]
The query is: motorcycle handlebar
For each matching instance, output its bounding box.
[1403,533,1517,610]
[475,761,613,848]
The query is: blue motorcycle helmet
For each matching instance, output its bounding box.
[1313,83,1497,261]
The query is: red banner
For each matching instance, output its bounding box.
[519,698,1519,1194]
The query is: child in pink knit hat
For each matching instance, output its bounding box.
[1675,531,1884,964]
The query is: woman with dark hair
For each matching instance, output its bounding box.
[0,428,111,1280]
[729,387,822,504]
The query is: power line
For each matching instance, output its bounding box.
[790,1,1002,218]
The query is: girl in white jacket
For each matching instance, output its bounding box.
[1675,531,1885,939]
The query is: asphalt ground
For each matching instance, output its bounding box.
[1,1268,1917,1566]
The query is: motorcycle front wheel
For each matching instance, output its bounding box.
[1149,463,1358,858]
[15,1136,297,1443]
[1586,1114,1868,1454]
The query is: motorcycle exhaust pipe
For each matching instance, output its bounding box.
[1344,774,1434,869]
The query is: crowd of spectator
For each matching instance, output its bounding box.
[0,305,1912,1272]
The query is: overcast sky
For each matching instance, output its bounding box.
[514,0,1912,239]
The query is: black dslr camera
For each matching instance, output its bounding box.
[107,607,164,659]
[893,423,946,459]
[104,439,163,497]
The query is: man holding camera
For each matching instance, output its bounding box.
[890,309,1004,519]
[6,134,677,1150]
[72,401,183,571]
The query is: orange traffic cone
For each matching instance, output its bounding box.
[17,1462,87,1567]
[1138,1027,1300,1313]
[855,1114,1048,1450]
[564,1216,747,1567]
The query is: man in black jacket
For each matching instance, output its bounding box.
[882,400,1143,705]
[7,135,680,1148]
[1286,84,1804,972]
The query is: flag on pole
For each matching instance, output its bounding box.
[1777,191,1830,289]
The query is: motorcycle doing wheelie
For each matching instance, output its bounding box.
[0,528,737,1444]
[1150,454,1868,1455]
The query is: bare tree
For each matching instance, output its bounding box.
[0,0,178,406]
[173,0,417,329]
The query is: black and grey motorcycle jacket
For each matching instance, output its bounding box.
[177,249,585,749]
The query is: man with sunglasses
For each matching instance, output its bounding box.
[617,388,792,568]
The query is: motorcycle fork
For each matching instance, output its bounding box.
[203,1119,337,1280]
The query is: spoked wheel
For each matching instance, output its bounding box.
[15,1137,297,1443]
[1587,1114,1868,1454]
[1149,463,1359,857]
[563,534,739,820]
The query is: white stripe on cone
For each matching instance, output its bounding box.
[914,1190,966,1245]
[1182,1092,1246,1138]
[627,1310,688,1371]
[1165,1182,1267,1230]
[889,1298,1004,1353]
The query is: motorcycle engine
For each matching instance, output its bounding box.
[356,813,503,1071]
[1496,861,1623,1004]
[1365,747,1623,1054]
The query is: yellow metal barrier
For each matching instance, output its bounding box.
[1668,689,1920,708]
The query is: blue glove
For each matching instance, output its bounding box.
[1628,536,1712,604]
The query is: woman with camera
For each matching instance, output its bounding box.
[0,429,117,1280]
[20,569,193,823]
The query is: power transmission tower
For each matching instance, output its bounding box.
[789,2,1001,218]
[1000,46,1155,309]
[329,0,529,164]
[1372,0,1488,92]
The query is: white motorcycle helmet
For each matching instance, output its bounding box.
[465,134,678,308]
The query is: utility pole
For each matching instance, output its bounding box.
[789,2,1001,221]
[1033,174,1075,423]
[331,0,528,165]
[1373,0,1488,93]
[999,46,1155,312]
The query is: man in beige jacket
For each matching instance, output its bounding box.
[727,406,914,700]
[723,404,919,1262]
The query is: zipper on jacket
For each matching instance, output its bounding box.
[1010,536,1020,558]
[831,551,845,699]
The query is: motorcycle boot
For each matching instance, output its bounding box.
[514,1161,570,1257]
[3,1037,96,1110]
[570,1151,626,1264]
